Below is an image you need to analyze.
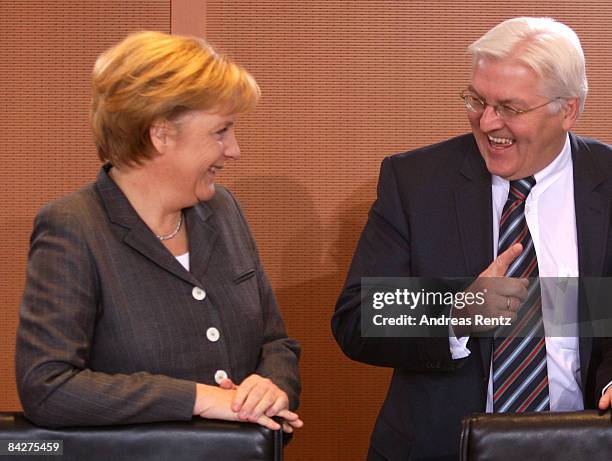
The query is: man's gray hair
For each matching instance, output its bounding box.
[468,17,588,113]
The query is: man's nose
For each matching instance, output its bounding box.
[479,105,505,132]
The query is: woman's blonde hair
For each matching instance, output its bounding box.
[90,31,260,167]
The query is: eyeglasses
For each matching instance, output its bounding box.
[460,90,561,121]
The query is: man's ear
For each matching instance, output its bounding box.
[561,97,580,131]
[149,118,170,154]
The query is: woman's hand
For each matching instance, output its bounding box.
[193,383,283,431]
[219,374,303,433]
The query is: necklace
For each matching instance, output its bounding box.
[156,212,183,241]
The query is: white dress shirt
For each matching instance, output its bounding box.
[450,134,585,411]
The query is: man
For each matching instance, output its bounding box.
[332,17,612,460]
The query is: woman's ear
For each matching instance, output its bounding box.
[149,118,170,154]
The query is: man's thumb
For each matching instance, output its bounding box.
[493,243,523,275]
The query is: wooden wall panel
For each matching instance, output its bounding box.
[0,0,170,411]
[203,2,612,460]
[2,1,612,461]
[171,0,206,38]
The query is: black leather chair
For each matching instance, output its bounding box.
[460,410,612,461]
[0,412,282,461]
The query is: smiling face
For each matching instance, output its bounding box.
[155,108,240,203]
[468,57,578,180]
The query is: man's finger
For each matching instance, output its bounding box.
[507,297,521,313]
[498,279,529,302]
[490,243,523,276]
[598,390,611,410]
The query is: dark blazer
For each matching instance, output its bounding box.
[332,133,612,460]
[16,164,300,427]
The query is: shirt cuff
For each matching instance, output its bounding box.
[449,331,470,359]
[448,306,471,359]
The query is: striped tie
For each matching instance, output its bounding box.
[492,176,550,412]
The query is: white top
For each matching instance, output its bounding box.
[451,134,584,411]
[176,252,190,271]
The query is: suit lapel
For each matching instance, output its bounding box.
[453,138,494,376]
[571,134,610,393]
[573,134,609,277]
[95,164,202,286]
[454,154,494,275]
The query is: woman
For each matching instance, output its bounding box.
[15,31,301,434]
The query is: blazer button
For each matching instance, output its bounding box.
[192,286,206,300]
[214,369,228,384]
[206,327,220,342]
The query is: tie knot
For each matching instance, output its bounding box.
[509,176,536,202]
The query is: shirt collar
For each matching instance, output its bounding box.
[491,133,571,199]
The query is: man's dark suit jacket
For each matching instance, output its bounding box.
[16,164,300,427]
[332,133,612,460]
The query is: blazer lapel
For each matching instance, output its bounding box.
[453,139,494,376]
[571,133,610,392]
[95,165,201,286]
[185,203,219,283]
